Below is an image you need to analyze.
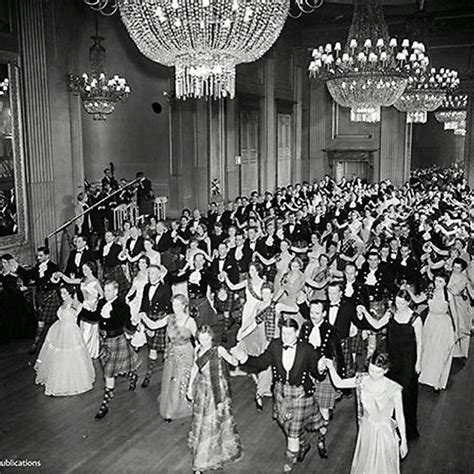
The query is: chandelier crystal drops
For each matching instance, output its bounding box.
[394,68,459,124]
[118,0,290,100]
[68,34,130,120]
[0,78,8,96]
[289,0,323,19]
[308,0,428,123]
[435,94,468,131]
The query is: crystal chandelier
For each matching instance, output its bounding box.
[68,19,130,120]
[394,68,459,124]
[0,78,8,96]
[435,94,468,130]
[308,0,428,123]
[117,0,290,100]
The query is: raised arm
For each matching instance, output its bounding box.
[357,305,391,330]
[141,314,169,330]
[218,346,239,366]
[325,359,357,389]
[224,274,246,291]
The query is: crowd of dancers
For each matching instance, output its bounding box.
[1,164,473,473]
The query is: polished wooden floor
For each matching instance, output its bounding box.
[1,338,473,474]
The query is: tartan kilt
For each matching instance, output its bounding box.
[273,382,324,439]
[314,375,338,410]
[190,296,218,327]
[215,288,241,314]
[103,265,130,300]
[146,327,166,353]
[340,337,355,377]
[349,331,365,355]
[35,289,61,326]
[99,334,141,378]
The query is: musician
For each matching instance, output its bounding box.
[136,171,154,217]
[101,167,119,192]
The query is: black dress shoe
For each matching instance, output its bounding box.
[141,375,151,388]
[297,443,311,462]
[164,418,172,423]
[254,394,263,411]
[317,441,328,459]
[95,406,108,420]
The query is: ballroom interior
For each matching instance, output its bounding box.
[1,1,473,473]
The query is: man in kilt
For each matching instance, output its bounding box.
[139,264,171,388]
[234,318,326,472]
[210,242,241,343]
[100,231,130,300]
[13,247,61,354]
[299,300,344,458]
[95,280,140,419]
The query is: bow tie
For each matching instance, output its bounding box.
[330,303,340,307]
[283,344,296,350]
[150,282,159,287]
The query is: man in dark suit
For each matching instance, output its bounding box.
[139,265,172,388]
[284,212,310,246]
[94,280,139,419]
[64,235,96,278]
[136,171,154,217]
[13,247,61,353]
[125,226,145,278]
[228,232,252,274]
[210,242,241,342]
[101,168,119,191]
[235,318,327,470]
[326,281,368,378]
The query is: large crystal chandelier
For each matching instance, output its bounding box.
[68,19,130,120]
[394,68,459,124]
[118,0,289,100]
[308,0,428,123]
[435,94,468,131]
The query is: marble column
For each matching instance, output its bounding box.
[18,0,57,255]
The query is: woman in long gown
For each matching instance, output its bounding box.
[126,255,150,349]
[187,325,242,473]
[407,273,455,391]
[359,290,422,441]
[34,285,95,396]
[325,352,408,474]
[224,261,267,355]
[448,258,474,359]
[0,254,35,343]
[141,294,196,421]
[58,261,103,358]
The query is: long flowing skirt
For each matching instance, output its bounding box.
[351,418,400,474]
[451,295,472,358]
[419,313,455,390]
[80,320,100,359]
[188,368,242,471]
[159,342,193,419]
[34,320,95,396]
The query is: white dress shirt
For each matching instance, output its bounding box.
[308,325,322,349]
[282,344,297,373]
[328,302,340,326]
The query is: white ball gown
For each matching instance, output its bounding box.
[34,304,95,396]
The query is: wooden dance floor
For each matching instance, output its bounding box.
[1,339,473,474]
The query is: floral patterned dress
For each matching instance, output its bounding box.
[159,315,194,419]
[188,346,242,472]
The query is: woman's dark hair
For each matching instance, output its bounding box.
[59,284,76,298]
[280,317,299,331]
[370,351,391,371]
[452,257,468,271]
[1,253,14,261]
[197,324,215,342]
[83,260,98,277]
[395,289,411,303]
[138,255,151,266]
[249,260,263,276]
